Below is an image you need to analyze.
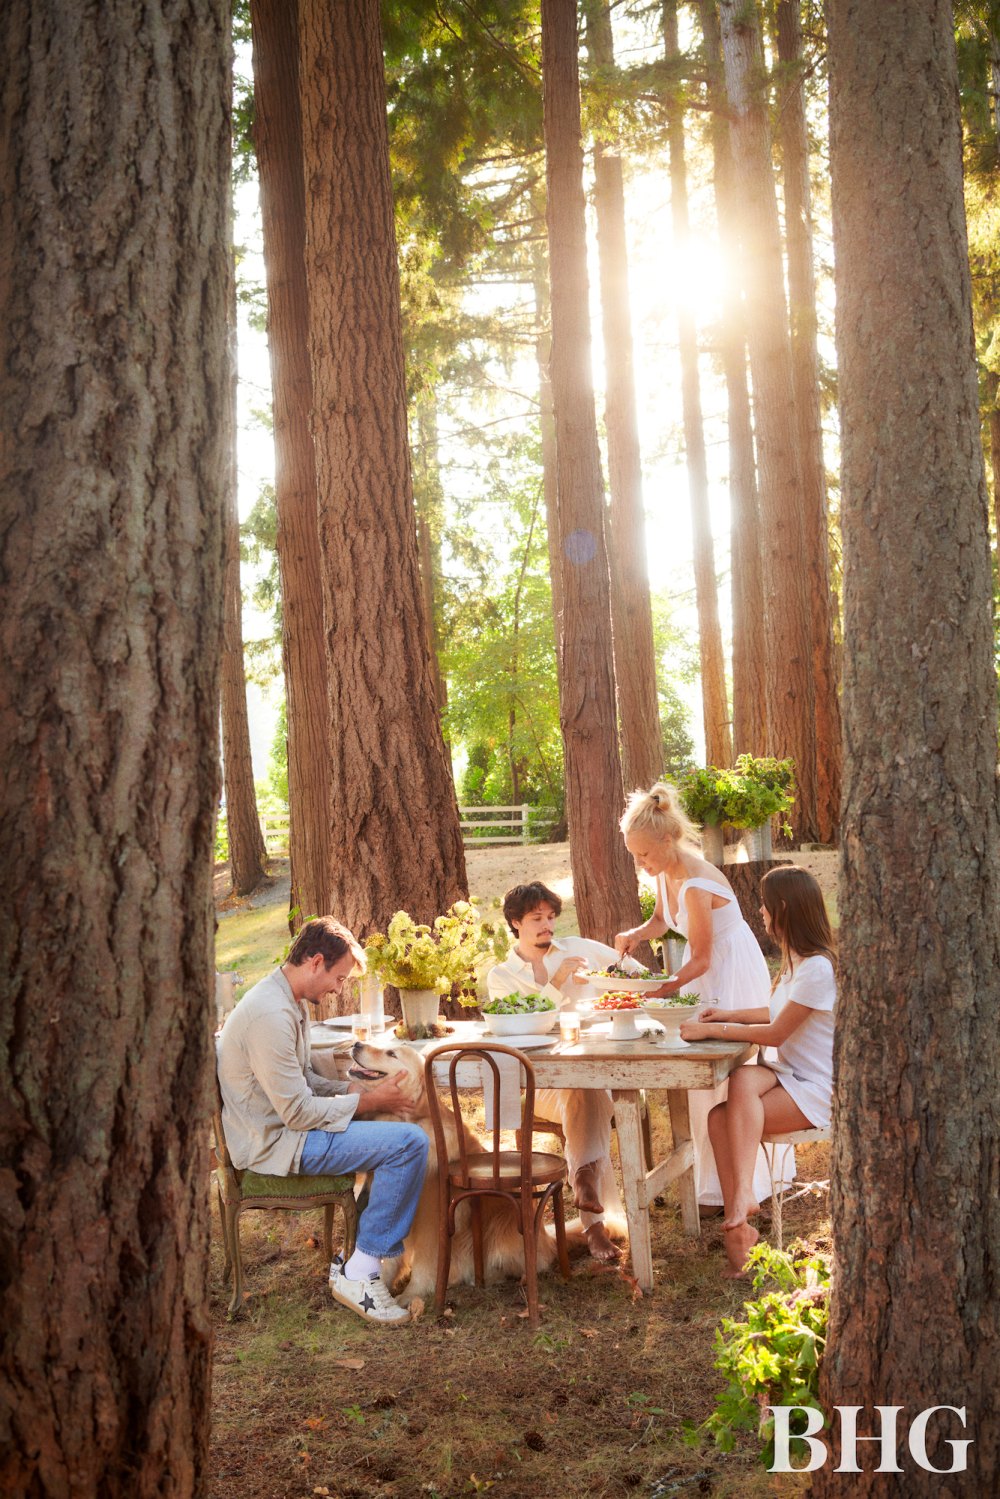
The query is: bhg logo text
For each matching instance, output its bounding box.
[768,1405,972,1474]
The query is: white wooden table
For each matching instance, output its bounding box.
[310,1021,753,1293]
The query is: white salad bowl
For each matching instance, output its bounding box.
[481,1010,558,1036]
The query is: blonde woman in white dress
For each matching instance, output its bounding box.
[680,866,836,1277]
[614,782,779,1213]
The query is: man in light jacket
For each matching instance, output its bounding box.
[218,916,427,1325]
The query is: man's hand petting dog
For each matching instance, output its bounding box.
[348,1071,416,1117]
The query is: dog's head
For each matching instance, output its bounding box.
[348,1040,428,1118]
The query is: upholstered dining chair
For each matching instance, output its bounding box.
[424,1041,572,1328]
[211,1071,359,1318]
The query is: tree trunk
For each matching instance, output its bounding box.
[699,0,767,759]
[221,252,268,896]
[724,859,791,956]
[774,0,842,844]
[0,2,228,1491]
[298,0,468,938]
[987,369,1000,560]
[662,0,733,770]
[816,1,1000,1488]
[719,0,818,839]
[531,229,567,641]
[531,232,571,845]
[250,0,331,927]
[541,0,644,940]
[412,396,448,719]
[583,0,663,793]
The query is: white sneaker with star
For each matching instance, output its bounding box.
[329,1263,410,1326]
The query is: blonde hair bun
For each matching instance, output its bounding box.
[620,781,698,846]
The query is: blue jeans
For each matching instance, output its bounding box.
[298,1122,429,1260]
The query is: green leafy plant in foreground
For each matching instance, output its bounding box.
[691,1242,831,1469]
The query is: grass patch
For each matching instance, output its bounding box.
[216,901,290,999]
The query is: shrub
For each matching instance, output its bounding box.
[691,1242,831,1468]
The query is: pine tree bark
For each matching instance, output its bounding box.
[531,234,571,843]
[541,0,644,940]
[298,0,468,937]
[0,1,228,1491]
[774,0,841,843]
[663,0,733,770]
[719,0,818,838]
[412,397,448,719]
[250,0,331,926]
[531,229,567,641]
[221,253,268,896]
[987,369,1000,559]
[582,0,663,793]
[699,0,767,758]
[816,1,1000,1487]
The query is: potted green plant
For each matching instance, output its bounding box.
[726,756,796,860]
[679,758,796,863]
[364,902,509,1033]
[678,766,729,865]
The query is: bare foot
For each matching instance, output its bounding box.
[584,1222,621,1263]
[721,1222,759,1279]
[721,1194,760,1231]
[572,1161,604,1215]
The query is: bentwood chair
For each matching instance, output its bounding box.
[761,1126,832,1249]
[212,1071,359,1318]
[425,1042,572,1328]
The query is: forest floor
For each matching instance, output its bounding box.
[211,843,834,1498]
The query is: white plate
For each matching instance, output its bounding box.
[586,975,668,994]
[321,1014,357,1028]
[379,1030,560,1053]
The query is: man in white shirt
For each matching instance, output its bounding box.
[486,882,639,1263]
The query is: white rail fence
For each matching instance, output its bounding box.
[248,804,558,855]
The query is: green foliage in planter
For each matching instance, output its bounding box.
[678,766,728,827]
[679,757,796,833]
[687,1242,830,1468]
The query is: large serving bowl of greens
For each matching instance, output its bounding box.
[481,992,558,1035]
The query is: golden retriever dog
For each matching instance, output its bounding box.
[348,1040,584,1304]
